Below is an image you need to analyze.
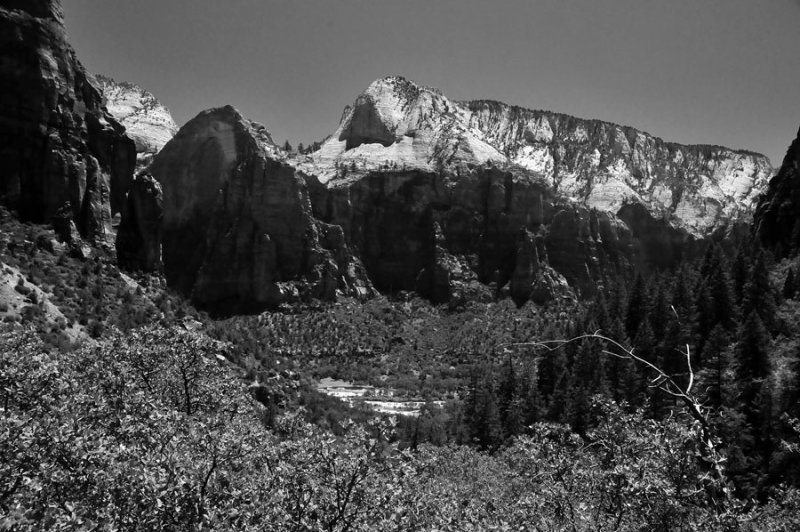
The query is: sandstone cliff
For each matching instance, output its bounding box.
[116,173,163,271]
[302,76,772,237]
[127,76,773,308]
[97,75,178,171]
[0,0,136,243]
[754,126,800,257]
[295,76,765,303]
[143,106,374,312]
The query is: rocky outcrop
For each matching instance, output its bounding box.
[144,106,374,312]
[292,76,768,305]
[300,76,772,237]
[116,173,163,271]
[509,228,569,305]
[754,127,800,258]
[97,76,178,171]
[0,0,136,243]
[307,165,650,301]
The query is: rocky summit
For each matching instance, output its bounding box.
[280,76,768,306]
[303,76,772,237]
[0,0,136,244]
[137,106,374,312]
[97,75,178,172]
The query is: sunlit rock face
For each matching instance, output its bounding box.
[294,76,771,303]
[754,126,800,257]
[97,76,178,172]
[0,0,136,243]
[302,76,772,238]
[144,106,374,313]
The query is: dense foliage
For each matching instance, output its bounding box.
[3,326,799,530]
[206,240,800,502]
[3,208,800,526]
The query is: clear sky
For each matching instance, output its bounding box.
[65,0,799,166]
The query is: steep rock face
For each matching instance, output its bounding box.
[301,76,772,237]
[0,0,136,243]
[97,76,178,171]
[146,106,374,312]
[307,166,647,300]
[510,228,569,305]
[116,173,163,271]
[754,127,800,257]
[299,76,760,303]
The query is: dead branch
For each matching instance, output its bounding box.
[500,331,733,508]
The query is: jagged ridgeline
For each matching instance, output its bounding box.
[121,76,772,312]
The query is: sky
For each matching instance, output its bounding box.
[65,0,800,166]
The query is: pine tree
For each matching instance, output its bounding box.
[709,267,737,331]
[498,355,521,437]
[608,276,629,324]
[742,252,778,330]
[519,363,545,427]
[672,262,699,318]
[696,324,732,411]
[538,346,567,400]
[606,317,632,402]
[783,267,796,300]
[695,250,737,357]
[634,317,657,365]
[732,247,750,303]
[626,274,649,339]
[700,243,725,280]
[589,291,612,332]
[473,382,502,450]
[786,343,800,419]
[463,370,480,443]
[546,368,571,423]
[566,340,609,435]
[648,276,671,342]
[283,139,293,152]
[733,312,772,415]
[725,312,776,500]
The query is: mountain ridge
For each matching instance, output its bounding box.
[301,76,773,237]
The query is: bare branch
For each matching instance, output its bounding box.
[500,330,732,509]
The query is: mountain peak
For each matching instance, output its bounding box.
[363,75,444,100]
[300,76,773,236]
[97,76,178,170]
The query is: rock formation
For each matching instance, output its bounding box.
[301,76,772,237]
[116,173,163,271]
[129,76,774,309]
[306,166,640,301]
[0,0,136,244]
[294,76,773,303]
[97,75,178,171]
[144,106,374,312]
[754,126,800,258]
